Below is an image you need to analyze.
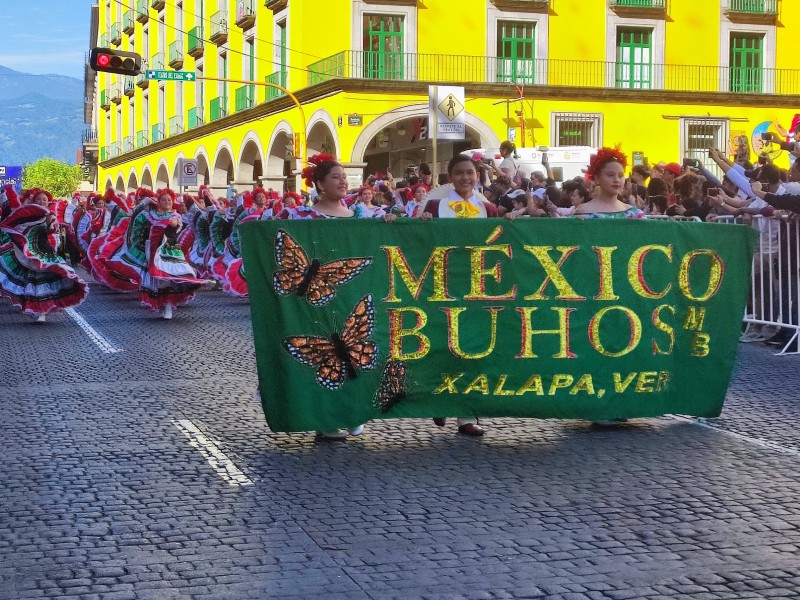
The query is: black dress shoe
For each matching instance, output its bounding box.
[457,423,484,437]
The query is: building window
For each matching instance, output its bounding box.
[730,33,763,93]
[616,27,652,89]
[681,118,729,177]
[496,21,535,85]
[552,113,602,148]
[363,14,404,80]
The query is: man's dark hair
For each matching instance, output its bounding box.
[758,164,781,186]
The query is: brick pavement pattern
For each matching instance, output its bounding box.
[1,283,799,599]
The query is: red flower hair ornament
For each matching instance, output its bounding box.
[301,153,337,188]
[586,147,628,180]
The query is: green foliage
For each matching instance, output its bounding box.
[22,158,81,198]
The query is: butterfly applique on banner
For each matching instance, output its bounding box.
[283,294,378,390]
[272,229,373,307]
[373,360,409,413]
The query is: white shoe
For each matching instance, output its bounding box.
[162,305,173,320]
[347,425,365,436]
[315,430,348,440]
[35,314,46,323]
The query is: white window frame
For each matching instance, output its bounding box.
[487,3,549,86]
[351,1,417,80]
[274,8,288,83]
[719,11,775,94]
[680,117,730,178]
[606,12,665,89]
[550,112,603,149]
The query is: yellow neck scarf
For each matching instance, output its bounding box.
[447,200,481,218]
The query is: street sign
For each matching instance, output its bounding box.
[145,70,196,81]
[177,159,198,187]
[429,86,466,140]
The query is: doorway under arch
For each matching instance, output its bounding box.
[141,169,153,190]
[127,172,138,192]
[212,147,235,190]
[265,128,295,192]
[155,164,170,189]
[238,138,264,186]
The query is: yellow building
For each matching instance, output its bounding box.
[88,0,800,193]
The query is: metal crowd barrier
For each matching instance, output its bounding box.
[709,214,800,355]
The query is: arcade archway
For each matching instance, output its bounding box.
[238,137,264,185]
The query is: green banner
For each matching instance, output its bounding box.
[240,218,757,433]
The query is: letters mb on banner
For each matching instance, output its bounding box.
[240,219,757,433]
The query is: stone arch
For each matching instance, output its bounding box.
[126,170,138,192]
[211,140,235,190]
[237,133,265,186]
[140,166,153,190]
[350,104,498,177]
[306,109,340,158]
[104,176,114,190]
[194,146,211,187]
[264,120,295,192]
[115,174,125,192]
[171,152,187,189]
[155,160,170,189]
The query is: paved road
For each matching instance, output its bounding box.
[1,282,799,600]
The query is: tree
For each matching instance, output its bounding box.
[22,157,81,198]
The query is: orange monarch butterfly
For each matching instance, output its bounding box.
[283,294,378,390]
[272,229,373,307]
[373,360,408,413]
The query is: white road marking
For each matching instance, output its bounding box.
[173,419,254,486]
[669,415,800,457]
[65,307,123,354]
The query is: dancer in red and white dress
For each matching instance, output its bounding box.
[0,188,88,321]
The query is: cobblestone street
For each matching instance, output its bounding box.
[2,284,799,600]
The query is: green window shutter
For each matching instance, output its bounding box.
[363,14,404,80]
[496,21,536,84]
[616,27,652,90]
[730,33,763,93]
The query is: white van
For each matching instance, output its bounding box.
[466,146,596,184]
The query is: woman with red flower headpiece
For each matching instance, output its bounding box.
[0,187,88,321]
[575,147,645,219]
[275,154,355,220]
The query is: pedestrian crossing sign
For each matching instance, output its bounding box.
[438,94,464,122]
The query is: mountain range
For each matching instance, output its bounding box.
[0,66,85,166]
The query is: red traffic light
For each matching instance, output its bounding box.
[89,47,141,75]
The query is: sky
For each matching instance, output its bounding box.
[0,1,91,80]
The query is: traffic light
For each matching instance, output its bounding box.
[90,47,142,76]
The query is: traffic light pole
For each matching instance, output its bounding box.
[195,76,307,163]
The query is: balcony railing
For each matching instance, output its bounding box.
[136,0,149,22]
[83,129,98,144]
[100,89,110,109]
[188,26,204,58]
[236,0,257,28]
[123,10,136,34]
[124,76,136,97]
[210,96,228,121]
[611,0,666,7]
[136,61,149,88]
[100,146,108,161]
[235,84,255,111]
[151,0,165,10]
[109,23,122,45]
[152,123,165,143]
[307,51,799,95]
[265,70,287,100]
[110,142,121,159]
[188,106,204,128]
[210,11,229,45]
[169,40,184,69]
[169,115,184,136]
[123,136,135,153]
[725,0,777,13]
[136,130,149,148]
[151,52,165,70]
[99,33,108,48]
